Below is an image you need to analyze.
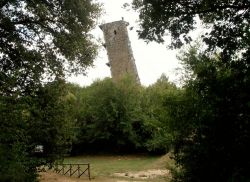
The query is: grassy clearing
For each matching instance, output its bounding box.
[40,154,174,182]
[61,154,174,181]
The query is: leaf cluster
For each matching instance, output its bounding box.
[132,0,250,58]
[65,75,180,154]
[170,48,250,182]
[0,0,101,95]
[0,80,78,181]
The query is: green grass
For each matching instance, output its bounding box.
[62,154,174,181]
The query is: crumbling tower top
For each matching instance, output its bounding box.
[100,20,140,84]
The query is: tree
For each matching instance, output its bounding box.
[132,0,250,181]
[71,76,147,154]
[0,80,81,181]
[0,95,38,181]
[69,75,180,154]
[0,0,100,95]
[0,1,100,181]
[168,47,250,182]
[132,0,249,52]
[142,74,179,153]
[28,80,78,162]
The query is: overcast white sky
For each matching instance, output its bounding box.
[67,0,182,86]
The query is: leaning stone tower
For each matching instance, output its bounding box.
[99,20,140,84]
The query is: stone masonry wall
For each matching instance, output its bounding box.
[99,20,140,83]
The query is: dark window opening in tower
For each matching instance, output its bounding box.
[114,30,117,35]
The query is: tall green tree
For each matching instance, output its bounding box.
[132,0,250,55]
[28,80,78,162]
[0,0,100,181]
[72,76,146,153]
[69,75,180,154]
[132,0,250,181]
[142,74,178,153]
[169,47,250,182]
[0,0,100,95]
[0,80,81,181]
[0,96,38,181]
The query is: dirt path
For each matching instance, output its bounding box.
[39,172,137,182]
[39,172,83,182]
[113,169,170,179]
[39,169,170,182]
[39,172,110,182]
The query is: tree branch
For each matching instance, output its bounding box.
[12,18,56,34]
[178,3,250,16]
[0,0,9,9]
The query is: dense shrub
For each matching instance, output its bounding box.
[69,75,179,154]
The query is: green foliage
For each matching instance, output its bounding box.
[142,74,178,152]
[0,1,100,181]
[132,1,250,181]
[0,0,101,95]
[169,48,250,182]
[0,80,79,181]
[28,81,77,161]
[0,142,38,182]
[132,0,250,57]
[72,77,146,152]
[68,75,180,154]
[0,96,38,181]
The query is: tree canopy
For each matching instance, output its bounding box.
[132,0,250,58]
[64,75,179,155]
[132,0,250,181]
[0,1,100,181]
[0,0,100,96]
[168,48,250,181]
